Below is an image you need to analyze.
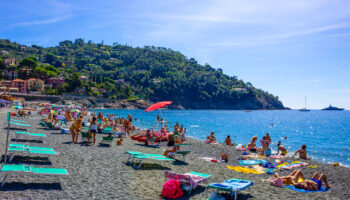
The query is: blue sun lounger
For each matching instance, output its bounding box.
[0,164,68,186]
[208,179,254,200]
[10,122,30,127]
[125,151,173,169]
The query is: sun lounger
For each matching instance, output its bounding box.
[208,179,254,200]
[0,164,68,186]
[124,151,173,169]
[100,136,114,146]
[165,170,211,193]
[101,127,113,134]
[11,119,25,122]
[284,185,330,193]
[174,143,192,162]
[81,131,92,142]
[15,131,46,141]
[9,144,54,151]
[10,122,30,127]
[7,147,58,162]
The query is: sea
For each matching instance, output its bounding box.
[93,109,350,167]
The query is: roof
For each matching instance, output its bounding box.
[12,79,27,82]
[27,78,44,81]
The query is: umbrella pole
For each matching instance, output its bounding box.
[4,112,10,164]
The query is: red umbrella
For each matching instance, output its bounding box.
[145,101,172,112]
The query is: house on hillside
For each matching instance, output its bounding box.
[4,70,18,80]
[11,79,27,93]
[233,88,247,92]
[47,77,65,89]
[4,58,16,67]
[27,78,44,92]
[80,76,88,81]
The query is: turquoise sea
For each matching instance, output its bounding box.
[94,109,350,167]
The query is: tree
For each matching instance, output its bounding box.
[0,58,4,69]
[19,57,38,78]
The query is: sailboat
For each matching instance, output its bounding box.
[299,96,310,111]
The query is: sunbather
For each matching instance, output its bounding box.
[164,136,182,158]
[88,116,98,145]
[274,170,331,191]
[224,135,234,146]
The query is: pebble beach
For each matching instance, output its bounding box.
[1,108,350,200]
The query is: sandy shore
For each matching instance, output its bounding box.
[0,108,349,199]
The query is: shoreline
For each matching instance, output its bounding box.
[1,108,349,199]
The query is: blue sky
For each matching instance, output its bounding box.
[1,0,350,109]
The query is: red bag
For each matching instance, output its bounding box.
[162,179,183,199]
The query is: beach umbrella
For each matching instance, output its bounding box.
[145,101,172,112]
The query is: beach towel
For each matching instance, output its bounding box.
[226,166,263,174]
[162,179,183,199]
[270,155,286,159]
[238,159,267,166]
[284,185,330,193]
[279,162,308,169]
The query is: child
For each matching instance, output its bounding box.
[117,138,124,145]
[277,141,288,156]
[221,152,228,163]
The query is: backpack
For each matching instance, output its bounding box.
[162,179,183,199]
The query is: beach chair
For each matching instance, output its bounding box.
[125,151,165,163]
[165,170,211,193]
[15,131,46,141]
[11,119,25,123]
[10,122,30,127]
[102,127,113,134]
[7,147,58,162]
[208,179,254,200]
[81,131,92,143]
[9,144,54,151]
[100,136,114,146]
[174,143,192,162]
[132,155,174,169]
[0,164,68,186]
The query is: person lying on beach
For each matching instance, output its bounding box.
[274,170,331,191]
[293,144,310,160]
[277,141,288,156]
[224,135,234,146]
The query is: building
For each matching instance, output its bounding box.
[0,81,12,88]
[4,70,18,80]
[27,78,44,92]
[74,87,86,95]
[11,79,27,93]
[4,58,16,67]
[80,76,88,81]
[233,88,247,92]
[47,77,65,89]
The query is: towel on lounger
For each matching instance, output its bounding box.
[284,185,330,193]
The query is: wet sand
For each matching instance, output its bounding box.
[0,109,349,199]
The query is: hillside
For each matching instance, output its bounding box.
[0,38,284,109]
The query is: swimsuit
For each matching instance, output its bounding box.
[311,178,322,190]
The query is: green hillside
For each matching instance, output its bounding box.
[0,38,284,109]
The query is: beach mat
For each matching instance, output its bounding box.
[238,159,267,166]
[284,185,330,193]
[226,165,263,174]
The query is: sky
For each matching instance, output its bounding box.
[1,0,350,109]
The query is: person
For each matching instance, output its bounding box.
[123,118,130,136]
[274,170,331,191]
[248,136,259,152]
[164,136,181,158]
[266,132,271,143]
[293,144,310,160]
[221,151,228,162]
[145,129,152,146]
[277,141,288,156]
[261,136,267,153]
[208,132,216,143]
[69,118,82,144]
[168,128,179,146]
[285,136,287,140]
[224,135,234,146]
[117,137,124,145]
[88,117,98,145]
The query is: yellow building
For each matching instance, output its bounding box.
[27,78,44,92]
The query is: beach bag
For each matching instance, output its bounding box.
[270,177,284,188]
[162,179,183,199]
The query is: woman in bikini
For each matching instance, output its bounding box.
[88,117,98,145]
[69,118,83,144]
